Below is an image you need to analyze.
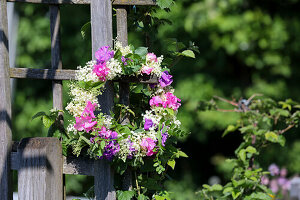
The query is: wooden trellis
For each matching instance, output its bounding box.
[0,0,156,199]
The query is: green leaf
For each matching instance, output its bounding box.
[137,194,149,200]
[31,111,46,120]
[47,124,56,137]
[265,131,278,143]
[232,191,241,199]
[223,125,237,137]
[42,115,55,128]
[100,140,106,149]
[116,190,135,200]
[156,0,174,9]
[177,150,188,158]
[210,184,223,191]
[167,159,176,170]
[238,149,246,162]
[245,146,257,154]
[80,21,91,39]
[181,50,195,58]
[134,47,148,57]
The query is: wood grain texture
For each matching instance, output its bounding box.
[18,137,63,200]
[0,0,12,199]
[50,5,63,110]
[116,7,133,191]
[9,68,76,80]
[9,67,159,83]
[6,0,156,5]
[91,0,116,199]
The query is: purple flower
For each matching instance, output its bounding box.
[161,132,168,147]
[149,83,157,88]
[95,46,114,63]
[121,56,127,65]
[269,164,280,176]
[159,71,173,88]
[102,141,120,160]
[144,118,154,131]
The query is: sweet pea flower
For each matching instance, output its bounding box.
[280,168,288,177]
[82,101,97,118]
[146,53,157,62]
[269,164,280,176]
[159,71,173,87]
[261,175,269,185]
[149,96,163,107]
[102,141,120,160]
[270,179,279,193]
[98,126,118,139]
[141,137,157,156]
[95,46,114,63]
[162,132,168,147]
[93,62,110,81]
[141,65,154,75]
[163,92,181,111]
[74,116,97,133]
[144,118,154,131]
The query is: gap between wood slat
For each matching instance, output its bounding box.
[6,0,156,5]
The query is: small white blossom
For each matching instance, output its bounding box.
[76,60,98,82]
[106,58,122,80]
[115,41,132,56]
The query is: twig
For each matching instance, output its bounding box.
[279,124,296,135]
[213,96,239,107]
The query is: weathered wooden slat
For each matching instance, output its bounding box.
[117,6,133,191]
[91,0,116,199]
[9,68,76,80]
[18,137,63,200]
[9,67,159,83]
[0,0,13,199]
[6,0,156,5]
[50,5,63,110]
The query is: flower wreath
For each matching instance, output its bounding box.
[65,41,186,173]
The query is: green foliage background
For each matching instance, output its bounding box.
[12,0,300,197]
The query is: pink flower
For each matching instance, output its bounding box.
[146,53,157,62]
[149,96,163,107]
[163,92,181,111]
[280,168,288,177]
[74,116,97,133]
[140,137,157,156]
[141,65,154,75]
[261,175,269,185]
[93,62,110,82]
[270,179,279,193]
[82,101,97,118]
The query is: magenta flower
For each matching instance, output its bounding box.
[159,71,173,87]
[146,53,157,62]
[93,62,110,81]
[144,118,154,131]
[149,96,163,107]
[162,92,181,111]
[140,137,157,156]
[141,65,154,75]
[98,126,118,139]
[95,46,114,63]
[161,132,168,147]
[82,101,97,118]
[269,164,280,176]
[74,116,97,133]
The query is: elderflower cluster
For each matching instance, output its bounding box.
[76,61,98,82]
[149,55,164,77]
[66,121,78,135]
[106,58,122,80]
[66,85,100,117]
[115,41,132,56]
[143,110,162,130]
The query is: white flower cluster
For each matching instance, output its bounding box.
[66,121,78,135]
[115,41,132,56]
[149,55,164,77]
[76,60,98,82]
[66,84,100,117]
[106,58,122,80]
